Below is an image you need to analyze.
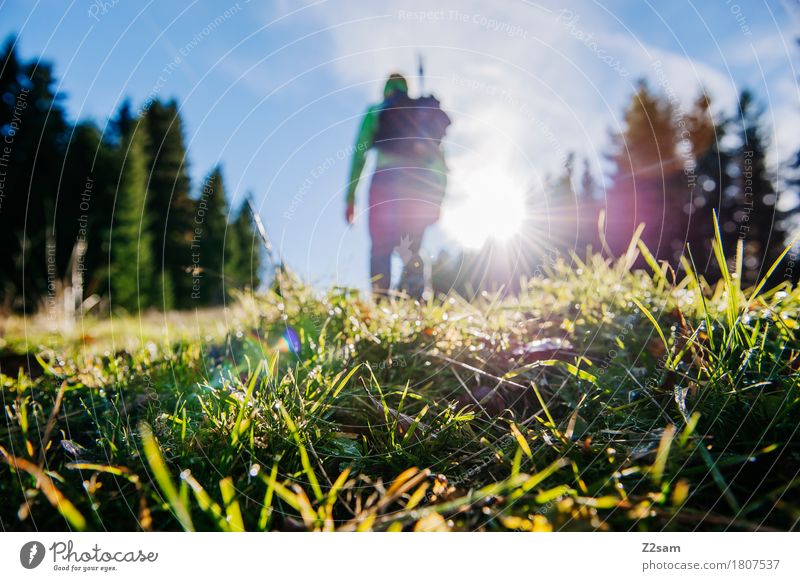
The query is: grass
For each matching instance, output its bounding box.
[1,228,799,532]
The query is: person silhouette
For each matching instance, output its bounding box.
[345,73,451,298]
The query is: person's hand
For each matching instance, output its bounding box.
[345,202,355,225]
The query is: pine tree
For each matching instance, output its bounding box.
[82,125,120,298]
[605,79,681,262]
[728,90,787,285]
[544,152,579,252]
[109,99,135,145]
[608,80,679,180]
[193,166,230,305]
[687,94,734,278]
[774,39,800,284]
[110,123,154,313]
[552,152,576,201]
[142,99,194,308]
[0,40,70,310]
[227,196,263,291]
[579,158,597,200]
[59,122,116,308]
[28,60,70,297]
[0,36,21,130]
[785,44,800,284]
[0,37,24,309]
[156,270,175,311]
[575,157,605,254]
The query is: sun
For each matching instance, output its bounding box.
[441,163,526,249]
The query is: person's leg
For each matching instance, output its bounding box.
[396,169,444,299]
[397,224,427,299]
[368,172,400,297]
[370,237,394,296]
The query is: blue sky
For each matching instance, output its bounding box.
[1,0,798,289]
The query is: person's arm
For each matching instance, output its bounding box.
[345,105,380,221]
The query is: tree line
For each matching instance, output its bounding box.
[2,34,797,309]
[0,37,263,315]
[434,76,799,295]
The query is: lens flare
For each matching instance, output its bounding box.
[442,163,526,249]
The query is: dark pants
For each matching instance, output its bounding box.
[368,166,445,298]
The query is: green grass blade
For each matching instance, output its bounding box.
[139,422,194,531]
[631,298,670,366]
[276,403,323,501]
[219,477,245,532]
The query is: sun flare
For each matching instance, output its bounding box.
[442,164,526,249]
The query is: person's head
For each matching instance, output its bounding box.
[383,73,408,98]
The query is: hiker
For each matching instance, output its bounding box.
[345,73,451,298]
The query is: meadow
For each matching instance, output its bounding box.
[1,227,798,532]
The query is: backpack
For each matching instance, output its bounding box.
[373,93,451,159]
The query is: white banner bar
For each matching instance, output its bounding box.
[1,532,797,580]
